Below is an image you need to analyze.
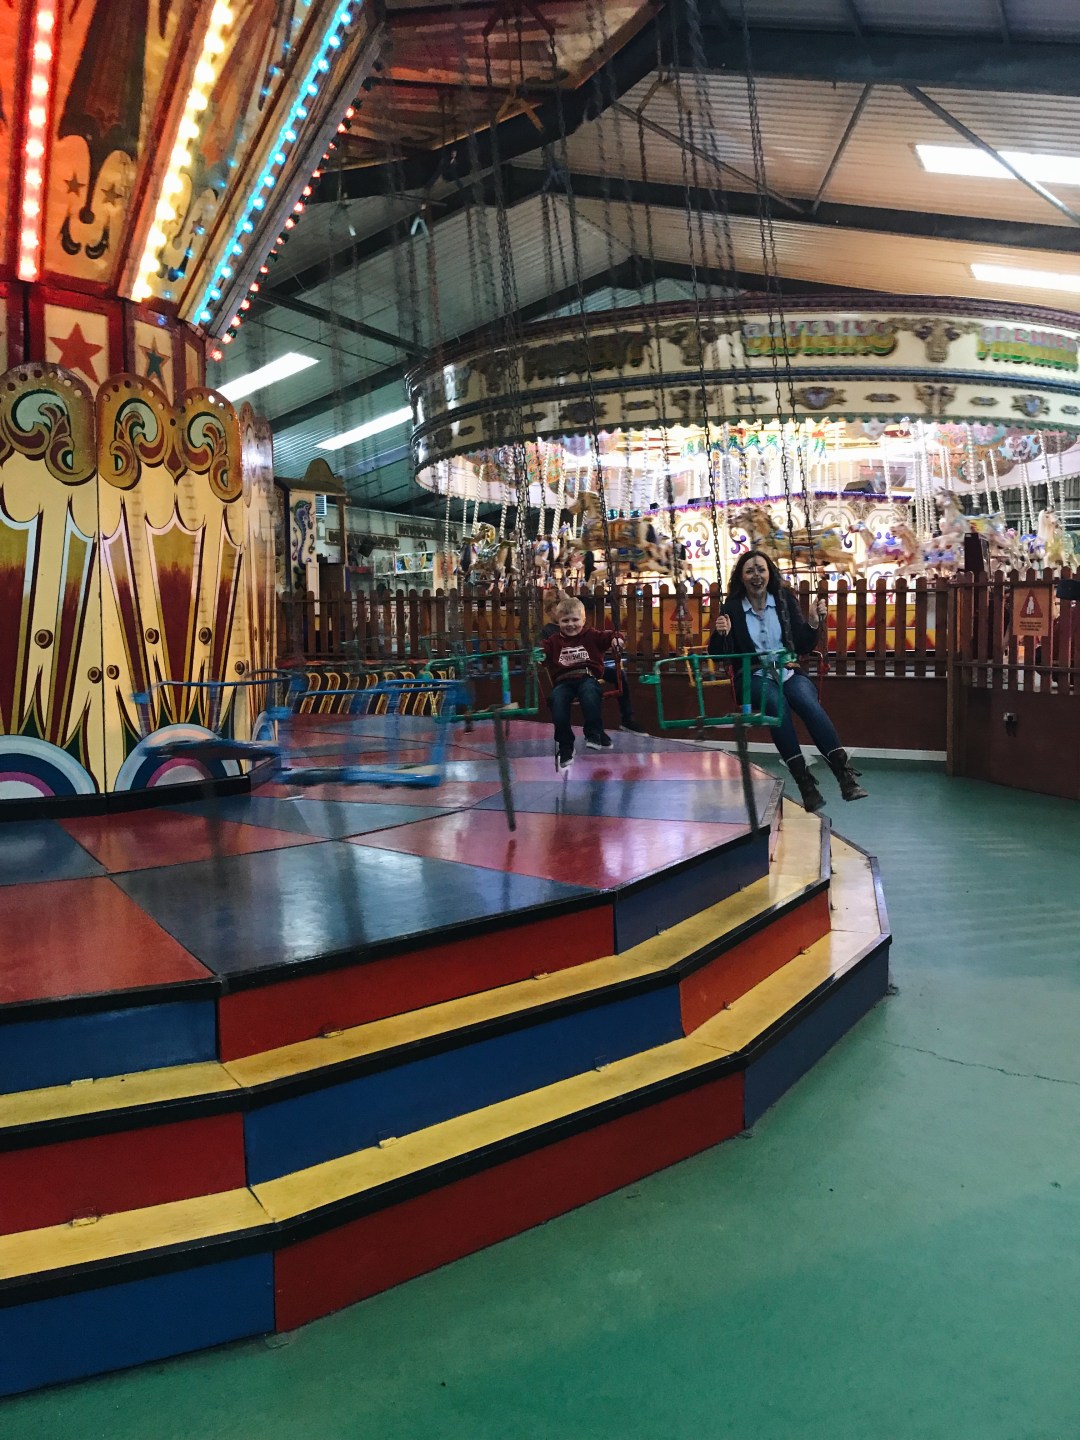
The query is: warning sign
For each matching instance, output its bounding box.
[1012,587,1051,639]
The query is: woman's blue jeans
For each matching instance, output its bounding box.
[750,667,841,764]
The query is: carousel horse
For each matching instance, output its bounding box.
[531,534,560,579]
[732,505,859,577]
[563,493,676,577]
[935,491,971,553]
[1037,508,1079,570]
[933,494,1029,572]
[459,523,514,587]
[846,521,922,575]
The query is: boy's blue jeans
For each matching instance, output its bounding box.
[549,676,604,748]
[749,668,841,764]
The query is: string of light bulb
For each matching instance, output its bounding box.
[17,0,57,283]
[130,1,236,304]
[195,2,360,337]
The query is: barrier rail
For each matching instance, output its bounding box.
[279,576,957,675]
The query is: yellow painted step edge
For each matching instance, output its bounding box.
[0,894,885,1281]
[0,1188,269,1284]
[259,921,883,1221]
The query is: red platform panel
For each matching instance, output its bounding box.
[274,1070,744,1331]
[218,902,616,1059]
[0,878,209,1004]
[679,891,831,1035]
[0,1113,246,1236]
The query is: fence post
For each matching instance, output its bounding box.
[657,583,671,659]
[894,576,908,678]
[853,576,867,677]
[873,576,888,677]
[834,577,848,678]
[641,584,655,664]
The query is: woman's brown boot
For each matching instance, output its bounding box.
[827,748,868,801]
[787,755,825,812]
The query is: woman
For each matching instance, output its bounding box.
[708,551,867,811]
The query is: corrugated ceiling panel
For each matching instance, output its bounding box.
[581,197,1080,308]
[864,0,1080,38]
[822,85,1080,224]
[266,195,416,289]
[271,375,411,483]
[739,0,856,28]
[742,0,1078,36]
[536,75,1080,229]
[846,0,1002,33]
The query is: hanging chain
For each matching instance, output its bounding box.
[737,0,819,582]
[546,23,622,628]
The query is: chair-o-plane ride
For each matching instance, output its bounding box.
[0,0,896,1401]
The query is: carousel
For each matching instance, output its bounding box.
[409,298,1080,590]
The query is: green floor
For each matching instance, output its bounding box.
[7,763,1080,1440]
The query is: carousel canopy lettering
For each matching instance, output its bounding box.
[521,333,649,383]
[976,326,1078,372]
[742,319,897,359]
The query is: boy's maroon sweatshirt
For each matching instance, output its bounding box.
[541,628,616,684]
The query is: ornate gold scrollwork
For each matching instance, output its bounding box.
[0,364,96,484]
[98,375,183,488]
[182,389,242,502]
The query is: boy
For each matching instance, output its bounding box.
[540,597,624,770]
[539,591,646,737]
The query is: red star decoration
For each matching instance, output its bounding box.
[51,322,104,383]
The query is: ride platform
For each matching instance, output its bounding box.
[0,718,890,1396]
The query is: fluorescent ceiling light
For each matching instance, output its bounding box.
[317,405,413,451]
[218,352,318,401]
[917,143,1080,186]
[971,262,1080,293]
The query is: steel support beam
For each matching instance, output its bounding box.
[811,84,872,212]
[268,363,409,432]
[524,166,1080,253]
[263,293,427,359]
[610,102,809,217]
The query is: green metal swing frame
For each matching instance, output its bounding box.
[640,648,794,731]
[640,648,794,836]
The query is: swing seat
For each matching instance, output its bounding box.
[421,647,544,720]
[144,736,283,763]
[641,649,794,731]
[132,671,301,763]
[689,646,828,700]
[275,676,468,789]
[537,659,627,709]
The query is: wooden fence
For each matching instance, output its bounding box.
[947,569,1079,799]
[278,575,955,678]
[949,569,1078,695]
